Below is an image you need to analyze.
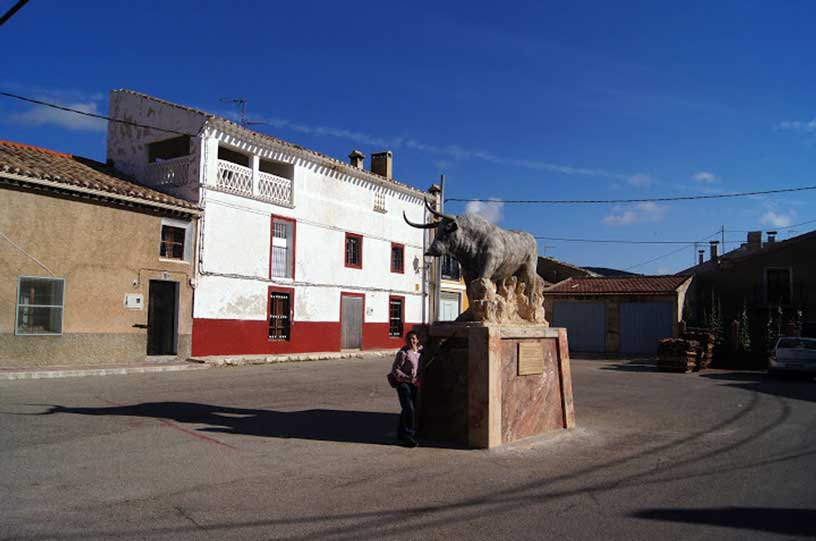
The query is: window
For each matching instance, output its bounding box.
[389,296,404,338]
[373,190,387,213]
[766,268,791,304]
[439,292,461,322]
[345,233,363,269]
[441,255,461,281]
[270,216,295,278]
[159,219,192,262]
[16,277,64,335]
[391,243,404,273]
[268,290,292,341]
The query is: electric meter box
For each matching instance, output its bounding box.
[124,294,144,310]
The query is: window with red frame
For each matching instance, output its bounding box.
[391,243,404,273]
[270,217,295,279]
[345,233,362,268]
[389,296,404,337]
[268,291,291,341]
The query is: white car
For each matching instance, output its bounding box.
[768,337,816,375]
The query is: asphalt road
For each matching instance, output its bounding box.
[1,356,815,540]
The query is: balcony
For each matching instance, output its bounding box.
[216,159,253,196]
[145,155,194,187]
[258,170,293,206]
[215,159,293,207]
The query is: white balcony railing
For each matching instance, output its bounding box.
[258,170,293,206]
[216,160,253,197]
[145,155,193,187]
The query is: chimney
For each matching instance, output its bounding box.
[747,231,762,251]
[709,240,720,262]
[348,149,365,170]
[767,230,777,244]
[698,249,705,265]
[371,151,393,179]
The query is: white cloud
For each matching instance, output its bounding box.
[627,173,653,187]
[777,119,816,133]
[251,115,638,181]
[602,202,667,226]
[692,171,717,183]
[464,198,504,224]
[434,160,452,170]
[760,211,795,228]
[655,266,672,275]
[10,100,106,132]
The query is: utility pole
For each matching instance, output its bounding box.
[433,174,445,323]
[721,225,725,254]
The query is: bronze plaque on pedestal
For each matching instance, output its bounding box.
[517,342,544,375]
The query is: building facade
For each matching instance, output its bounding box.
[107,90,432,357]
[0,141,200,367]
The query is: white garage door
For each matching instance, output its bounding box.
[552,301,606,353]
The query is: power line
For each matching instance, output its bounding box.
[622,230,720,272]
[534,236,703,245]
[726,218,816,233]
[0,91,196,137]
[0,0,29,26]
[447,186,816,205]
[6,90,816,216]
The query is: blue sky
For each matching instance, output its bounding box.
[2,0,816,274]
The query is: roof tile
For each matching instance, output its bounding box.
[544,275,690,295]
[0,140,198,211]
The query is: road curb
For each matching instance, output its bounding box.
[0,350,399,380]
[189,349,398,367]
[0,363,210,381]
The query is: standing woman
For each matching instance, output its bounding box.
[390,330,422,447]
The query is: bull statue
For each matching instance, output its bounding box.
[404,199,547,324]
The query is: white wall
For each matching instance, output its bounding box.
[107,91,207,203]
[196,133,429,324]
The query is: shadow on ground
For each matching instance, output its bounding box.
[631,507,816,536]
[599,359,660,373]
[703,372,816,403]
[39,402,406,446]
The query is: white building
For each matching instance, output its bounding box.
[106,90,437,357]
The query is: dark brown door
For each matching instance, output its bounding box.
[147,280,178,355]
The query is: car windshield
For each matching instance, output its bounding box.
[777,338,816,350]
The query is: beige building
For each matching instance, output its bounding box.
[0,140,200,367]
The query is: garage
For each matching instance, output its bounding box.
[543,275,692,356]
[552,301,606,352]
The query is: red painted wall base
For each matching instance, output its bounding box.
[191,318,421,357]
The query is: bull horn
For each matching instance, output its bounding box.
[403,211,439,229]
[424,197,456,221]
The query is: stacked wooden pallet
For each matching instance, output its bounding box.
[683,327,715,370]
[657,338,699,373]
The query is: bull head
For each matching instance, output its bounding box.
[403,199,459,257]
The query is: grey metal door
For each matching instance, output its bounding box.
[341,295,363,349]
[552,301,605,353]
[620,302,674,355]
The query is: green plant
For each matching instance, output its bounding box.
[738,300,751,353]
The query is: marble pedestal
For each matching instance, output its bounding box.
[417,323,575,449]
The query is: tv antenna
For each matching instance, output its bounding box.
[220,97,248,127]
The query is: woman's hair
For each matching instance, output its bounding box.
[405,330,419,343]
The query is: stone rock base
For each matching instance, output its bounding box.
[417,322,575,449]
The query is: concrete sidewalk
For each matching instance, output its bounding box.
[0,348,399,380]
